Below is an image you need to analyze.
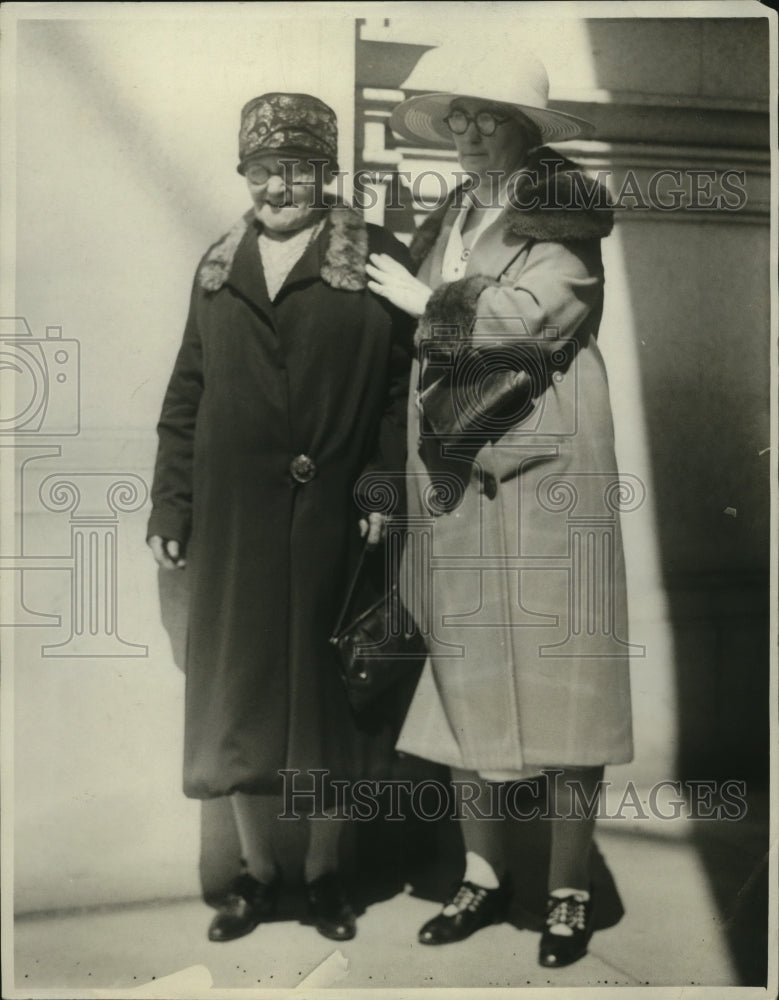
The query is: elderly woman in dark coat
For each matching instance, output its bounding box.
[148,93,414,943]
[367,49,633,967]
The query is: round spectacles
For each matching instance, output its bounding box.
[245,161,316,185]
[443,108,512,137]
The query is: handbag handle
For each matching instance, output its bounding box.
[330,539,371,642]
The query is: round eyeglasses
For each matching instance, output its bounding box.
[443,108,513,137]
[244,161,317,185]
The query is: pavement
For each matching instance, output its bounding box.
[11,788,772,996]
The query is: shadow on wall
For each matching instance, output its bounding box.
[583,17,771,987]
[612,218,770,986]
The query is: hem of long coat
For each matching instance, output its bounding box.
[181,778,351,814]
[396,660,634,771]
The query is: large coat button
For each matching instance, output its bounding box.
[290,454,316,483]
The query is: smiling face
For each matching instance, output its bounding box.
[244,153,329,234]
[448,98,532,184]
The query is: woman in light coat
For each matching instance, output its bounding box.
[367,48,633,967]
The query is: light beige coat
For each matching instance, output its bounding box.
[397,161,635,772]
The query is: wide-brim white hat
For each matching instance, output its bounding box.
[390,45,593,147]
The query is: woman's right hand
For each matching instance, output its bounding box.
[148,535,186,570]
[366,253,432,317]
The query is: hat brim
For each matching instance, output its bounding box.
[390,93,593,147]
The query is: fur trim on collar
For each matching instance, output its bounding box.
[320,204,369,291]
[198,203,368,292]
[409,147,612,272]
[198,213,253,292]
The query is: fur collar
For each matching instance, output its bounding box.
[409,147,613,271]
[198,202,368,292]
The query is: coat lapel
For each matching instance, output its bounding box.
[197,203,369,303]
[465,210,530,281]
[273,222,326,301]
[411,147,614,287]
[223,222,274,320]
[421,201,531,288]
[418,204,455,289]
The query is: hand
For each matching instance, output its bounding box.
[366,253,432,318]
[358,512,388,550]
[148,535,186,570]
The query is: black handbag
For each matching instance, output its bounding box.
[415,345,537,513]
[330,541,426,712]
[417,344,535,445]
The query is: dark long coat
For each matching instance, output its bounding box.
[148,205,415,799]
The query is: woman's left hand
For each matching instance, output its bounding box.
[366,253,432,318]
[358,511,388,549]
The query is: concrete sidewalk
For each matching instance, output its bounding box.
[11,801,771,994]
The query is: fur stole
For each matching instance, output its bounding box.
[409,146,613,272]
[198,202,368,292]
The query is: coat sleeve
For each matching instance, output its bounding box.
[418,237,604,357]
[356,226,417,515]
[146,279,204,545]
[416,237,605,479]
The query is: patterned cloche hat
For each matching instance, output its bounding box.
[237,92,339,174]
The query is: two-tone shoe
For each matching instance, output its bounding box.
[418,876,512,945]
[538,888,595,967]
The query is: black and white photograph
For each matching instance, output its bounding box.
[0,2,776,997]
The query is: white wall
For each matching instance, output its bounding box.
[6,9,356,913]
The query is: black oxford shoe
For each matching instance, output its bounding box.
[304,872,357,941]
[207,873,279,943]
[538,888,595,967]
[418,876,511,945]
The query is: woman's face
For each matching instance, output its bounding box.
[245,154,326,234]
[448,98,531,184]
